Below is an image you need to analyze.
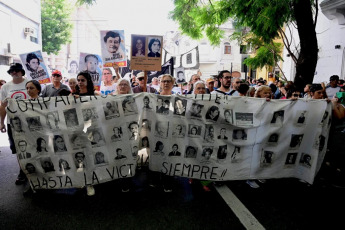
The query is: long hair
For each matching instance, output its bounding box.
[37,137,47,152]
[75,71,95,95]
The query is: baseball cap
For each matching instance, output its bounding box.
[136,72,145,79]
[52,70,62,76]
[206,78,215,83]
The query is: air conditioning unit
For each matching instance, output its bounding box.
[24,27,34,35]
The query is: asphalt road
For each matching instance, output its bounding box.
[1,130,344,230]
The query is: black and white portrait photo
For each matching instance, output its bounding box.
[111,126,123,142]
[185,146,197,158]
[201,147,213,160]
[59,159,71,172]
[132,145,139,157]
[217,145,227,160]
[173,98,187,116]
[45,111,60,130]
[132,36,146,57]
[268,133,279,144]
[122,96,138,115]
[128,121,139,140]
[155,121,169,138]
[69,133,86,150]
[41,157,55,173]
[74,151,86,169]
[82,107,99,121]
[25,163,36,174]
[205,106,220,121]
[299,153,312,167]
[87,129,106,147]
[289,134,303,148]
[63,108,79,127]
[172,124,186,138]
[142,119,151,131]
[232,129,247,140]
[168,144,182,157]
[53,135,67,153]
[270,110,284,125]
[17,140,32,159]
[156,97,169,114]
[188,124,201,137]
[147,37,162,58]
[103,101,120,119]
[189,103,203,118]
[10,116,25,134]
[218,128,228,140]
[261,150,274,165]
[143,96,152,109]
[204,124,215,143]
[235,112,253,126]
[153,141,165,156]
[320,111,329,124]
[26,116,42,131]
[296,110,307,125]
[94,151,107,165]
[115,148,127,160]
[231,146,241,163]
[36,137,49,155]
[140,136,149,149]
[285,152,297,165]
[175,68,186,84]
[223,109,233,124]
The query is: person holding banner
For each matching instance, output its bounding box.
[74,72,95,96]
[114,78,133,95]
[41,70,70,97]
[158,74,175,95]
[25,80,41,99]
[132,72,157,93]
[0,63,29,186]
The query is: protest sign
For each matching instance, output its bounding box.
[19,50,50,84]
[130,35,163,71]
[7,94,331,189]
[78,53,103,91]
[163,46,200,70]
[100,30,127,68]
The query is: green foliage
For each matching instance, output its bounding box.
[76,0,96,6]
[244,42,283,69]
[41,0,74,54]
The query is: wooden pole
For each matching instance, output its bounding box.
[143,71,147,92]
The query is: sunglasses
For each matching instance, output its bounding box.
[52,74,61,77]
[137,78,145,81]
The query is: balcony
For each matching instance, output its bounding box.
[320,0,345,24]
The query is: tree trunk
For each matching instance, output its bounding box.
[293,0,318,91]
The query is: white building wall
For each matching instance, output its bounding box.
[282,0,345,83]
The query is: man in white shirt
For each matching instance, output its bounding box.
[0,63,29,185]
[325,75,341,99]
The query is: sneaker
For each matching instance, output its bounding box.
[163,186,172,193]
[86,185,95,196]
[246,180,260,189]
[258,179,267,184]
[121,187,130,193]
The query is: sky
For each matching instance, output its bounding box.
[89,0,179,38]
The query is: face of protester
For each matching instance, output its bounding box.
[291,91,301,100]
[56,137,65,150]
[86,56,98,72]
[77,75,87,90]
[330,79,338,88]
[69,78,77,90]
[117,80,130,94]
[194,83,206,94]
[106,36,120,53]
[160,76,174,92]
[136,39,143,50]
[220,73,232,89]
[312,90,325,99]
[260,88,272,99]
[28,58,39,71]
[9,68,23,79]
[152,78,158,85]
[304,85,310,93]
[103,69,112,83]
[151,41,160,53]
[26,82,40,99]
[191,75,201,84]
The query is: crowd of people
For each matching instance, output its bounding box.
[1,63,345,196]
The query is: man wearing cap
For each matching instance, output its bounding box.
[206,78,215,93]
[0,63,30,185]
[41,70,70,97]
[132,72,157,93]
[325,75,341,99]
[211,70,232,95]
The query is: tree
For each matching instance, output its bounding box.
[41,0,74,55]
[170,0,319,90]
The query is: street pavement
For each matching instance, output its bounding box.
[1,129,345,230]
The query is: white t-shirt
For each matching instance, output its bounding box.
[326,86,340,99]
[211,89,231,95]
[0,79,29,102]
[100,81,117,95]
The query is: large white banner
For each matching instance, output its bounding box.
[7,94,331,190]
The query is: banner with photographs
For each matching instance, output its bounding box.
[79,53,103,90]
[130,34,163,71]
[100,30,127,67]
[8,94,331,190]
[19,50,50,84]
[163,46,200,70]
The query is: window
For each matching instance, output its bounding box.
[224,42,231,54]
